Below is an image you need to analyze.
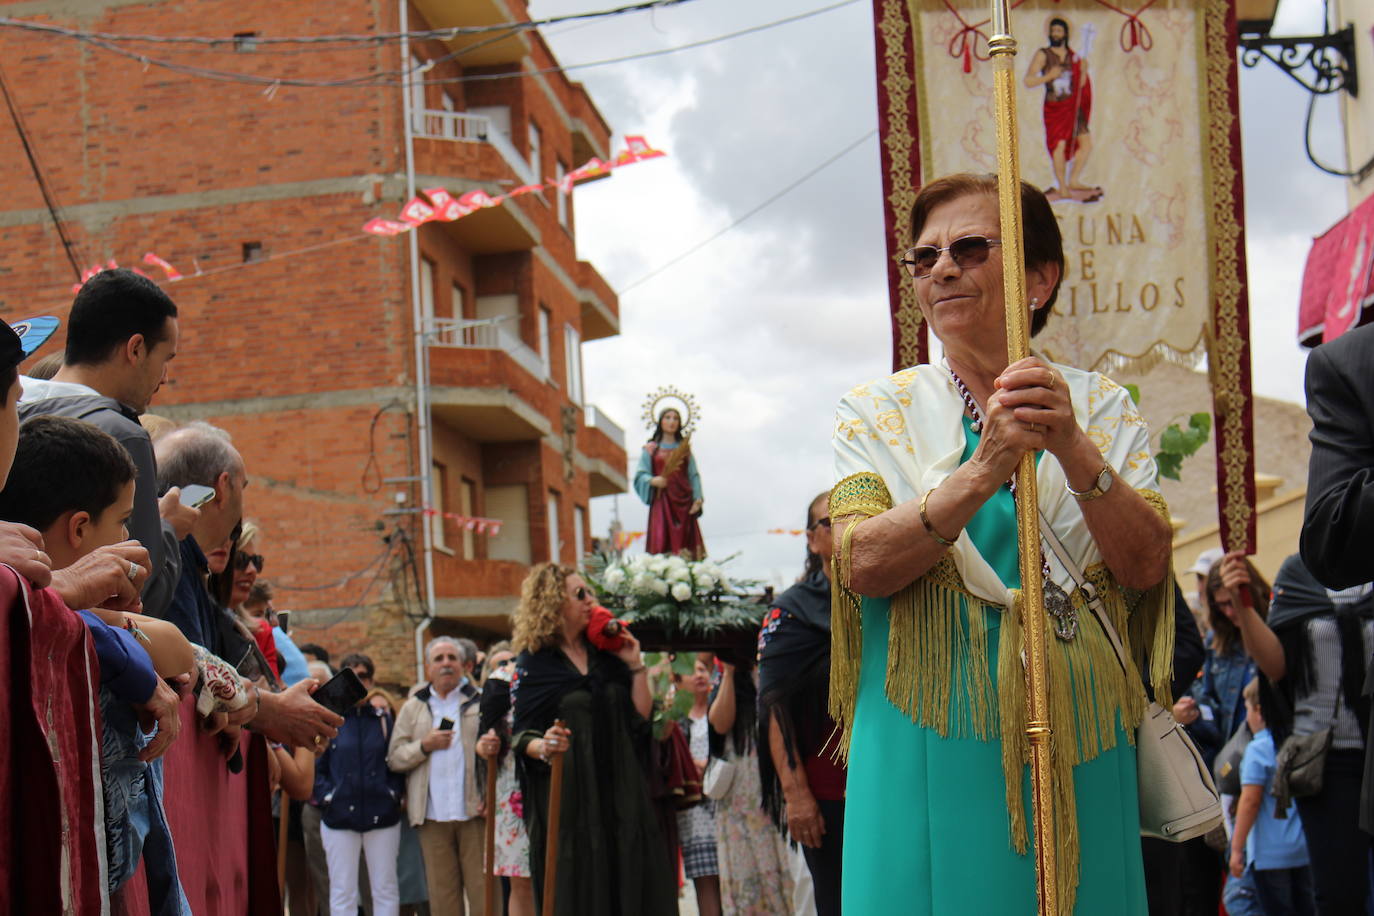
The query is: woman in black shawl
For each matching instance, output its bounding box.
[509,563,675,915]
[1229,551,1374,914]
[756,491,846,916]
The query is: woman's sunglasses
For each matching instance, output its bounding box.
[234,552,265,572]
[898,236,1002,279]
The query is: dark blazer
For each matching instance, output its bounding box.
[1300,323,1374,590]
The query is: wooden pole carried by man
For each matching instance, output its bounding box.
[988,2,1058,914]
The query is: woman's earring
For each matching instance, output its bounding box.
[1030,297,1040,309]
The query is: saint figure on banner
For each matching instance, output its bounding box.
[1024,16,1103,203]
[633,401,705,559]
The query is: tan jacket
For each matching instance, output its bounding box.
[386,681,482,826]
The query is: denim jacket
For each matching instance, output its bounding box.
[99,690,191,915]
[1186,645,1255,767]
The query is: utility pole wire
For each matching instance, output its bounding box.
[620,129,877,294]
[0,62,83,281]
[0,0,862,90]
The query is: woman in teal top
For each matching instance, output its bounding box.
[828,174,1176,914]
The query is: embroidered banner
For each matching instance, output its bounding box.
[872,0,1256,550]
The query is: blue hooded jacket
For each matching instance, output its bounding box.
[316,703,405,832]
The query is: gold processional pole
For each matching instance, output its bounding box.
[987,3,1057,915]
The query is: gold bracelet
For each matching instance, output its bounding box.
[919,489,958,547]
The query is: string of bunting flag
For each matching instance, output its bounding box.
[58,136,665,295]
[362,135,665,236]
[422,508,504,537]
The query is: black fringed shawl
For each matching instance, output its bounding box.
[755,569,833,832]
[1259,553,1373,742]
[511,642,641,794]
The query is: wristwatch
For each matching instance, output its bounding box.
[1067,464,1113,502]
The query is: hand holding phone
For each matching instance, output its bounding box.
[311,668,368,717]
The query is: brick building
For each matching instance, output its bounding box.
[0,0,629,683]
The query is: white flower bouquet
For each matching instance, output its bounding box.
[584,551,762,642]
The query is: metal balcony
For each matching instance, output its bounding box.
[429,317,547,382]
[412,110,536,186]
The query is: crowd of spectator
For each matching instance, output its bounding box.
[2,273,855,916]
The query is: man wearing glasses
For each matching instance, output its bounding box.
[387,636,486,915]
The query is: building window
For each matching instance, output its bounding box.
[528,121,543,184]
[556,160,569,228]
[233,31,259,52]
[430,462,449,552]
[419,257,436,326]
[485,484,531,564]
[564,325,583,405]
[459,477,477,560]
[574,505,587,562]
[547,490,561,562]
[241,241,263,263]
[537,306,552,377]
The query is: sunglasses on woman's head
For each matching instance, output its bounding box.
[899,236,1002,279]
[234,552,265,572]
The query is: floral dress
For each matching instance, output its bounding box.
[715,733,793,915]
[489,668,531,877]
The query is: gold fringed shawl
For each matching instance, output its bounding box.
[830,473,1175,915]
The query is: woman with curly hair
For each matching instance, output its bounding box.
[510,563,675,915]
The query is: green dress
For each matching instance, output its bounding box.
[841,417,1147,914]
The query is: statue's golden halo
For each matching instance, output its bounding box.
[640,385,700,438]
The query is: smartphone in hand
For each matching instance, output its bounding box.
[438,717,456,732]
[312,668,368,716]
[179,483,216,508]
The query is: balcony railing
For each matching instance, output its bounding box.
[429,317,548,381]
[412,110,536,186]
[584,404,626,449]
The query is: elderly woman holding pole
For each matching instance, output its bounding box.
[829,173,1175,914]
[509,563,676,915]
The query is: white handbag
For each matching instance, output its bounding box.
[1038,516,1223,842]
[702,756,738,801]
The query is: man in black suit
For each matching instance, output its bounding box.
[1302,322,1374,587]
[1298,321,1374,896]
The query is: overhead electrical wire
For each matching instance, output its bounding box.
[0,61,85,280]
[620,128,878,293]
[0,0,695,47]
[0,0,863,90]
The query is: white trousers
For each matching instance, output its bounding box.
[320,821,401,916]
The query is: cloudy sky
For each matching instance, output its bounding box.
[528,0,1353,587]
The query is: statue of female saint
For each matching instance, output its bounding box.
[633,407,705,558]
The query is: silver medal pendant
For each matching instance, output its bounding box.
[1043,579,1079,641]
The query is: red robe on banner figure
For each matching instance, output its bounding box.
[1025,17,1102,203]
[633,407,705,559]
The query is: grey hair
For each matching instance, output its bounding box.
[424,635,463,663]
[155,420,240,491]
[456,637,479,667]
